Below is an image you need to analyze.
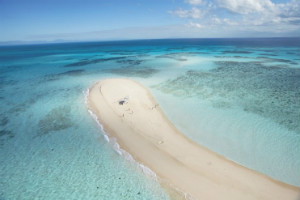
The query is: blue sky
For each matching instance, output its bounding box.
[0,0,299,43]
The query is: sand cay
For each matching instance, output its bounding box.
[87,78,300,200]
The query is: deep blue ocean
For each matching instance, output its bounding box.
[0,38,299,199]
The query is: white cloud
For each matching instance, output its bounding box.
[215,0,275,15]
[188,22,204,28]
[277,0,300,19]
[207,16,239,26]
[215,0,300,26]
[169,7,204,19]
[184,0,203,5]
[169,0,300,36]
[223,18,239,26]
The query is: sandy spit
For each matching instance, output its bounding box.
[87,78,300,200]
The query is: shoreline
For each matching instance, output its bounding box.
[87,78,300,200]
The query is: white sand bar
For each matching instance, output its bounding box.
[87,78,300,200]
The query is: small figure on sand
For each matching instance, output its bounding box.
[128,110,134,114]
[118,96,129,105]
[125,108,133,115]
[151,104,159,110]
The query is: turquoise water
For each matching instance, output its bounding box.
[0,38,300,199]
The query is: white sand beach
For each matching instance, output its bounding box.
[87,78,300,200]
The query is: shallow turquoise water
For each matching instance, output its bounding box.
[0,38,300,199]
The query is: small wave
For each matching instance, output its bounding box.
[83,88,90,105]
[111,139,123,155]
[103,134,110,142]
[140,164,157,179]
[88,109,110,142]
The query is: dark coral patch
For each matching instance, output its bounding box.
[153,61,300,132]
[38,106,73,136]
[105,67,159,78]
[64,57,126,67]
[222,50,252,54]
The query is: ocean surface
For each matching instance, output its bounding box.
[0,38,299,199]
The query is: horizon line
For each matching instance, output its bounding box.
[1,36,300,47]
